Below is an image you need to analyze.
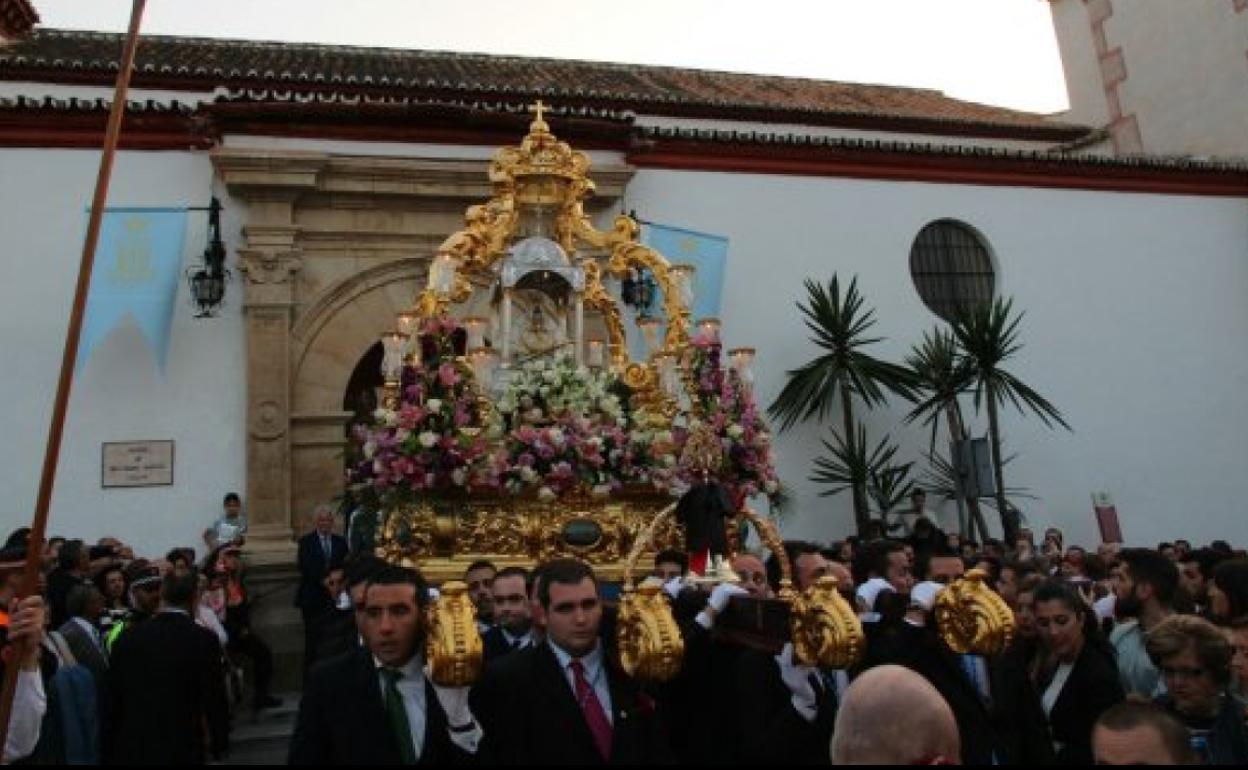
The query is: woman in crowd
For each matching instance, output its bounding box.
[1207,559,1248,625]
[1030,579,1124,764]
[1146,614,1248,764]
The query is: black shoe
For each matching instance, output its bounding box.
[254,694,282,710]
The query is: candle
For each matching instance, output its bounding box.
[501,290,513,366]
[380,331,409,380]
[728,347,756,387]
[653,353,679,397]
[637,317,662,357]
[468,347,499,391]
[464,317,489,350]
[587,339,605,368]
[574,297,585,366]
[695,317,721,344]
[670,263,696,308]
[396,311,418,336]
[428,253,457,293]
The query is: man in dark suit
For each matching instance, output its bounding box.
[868,547,1054,766]
[58,585,108,683]
[289,564,481,764]
[295,504,348,670]
[481,566,534,663]
[106,570,229,764]
[471,558,671,764]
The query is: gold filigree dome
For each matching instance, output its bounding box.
[490,104,593,204]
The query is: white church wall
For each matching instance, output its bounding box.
[0,148,246,557]
[626,167,1248,549]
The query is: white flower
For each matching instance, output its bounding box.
[655,431,674,444]
[363,441,377,459]
[394,428,410,443]
[727,424,745,439]
[549,429,565,446]
[591,484,611,498]
[451,468,467,486]
[426,398,443,412]
[765,480,780,494]
[520,467,539,483]
[418,431,439,448]
[543,369,559,383]
[662,454,676,467]
[538,486,556,501]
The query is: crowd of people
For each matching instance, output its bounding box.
[1,487,1247,765]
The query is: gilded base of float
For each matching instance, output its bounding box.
[375,491,684,583]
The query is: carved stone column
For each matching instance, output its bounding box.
[238,222,303,562]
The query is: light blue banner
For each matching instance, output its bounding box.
[642,222,729,322]
[77,208,188,371]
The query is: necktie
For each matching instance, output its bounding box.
[569,659,613,761]
[381,668,418,764]
[321,534,331,562]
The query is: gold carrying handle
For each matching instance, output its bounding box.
[621,502,679,590]
[617,502,684,682]
[425,580,485,687]
[739,506,864,669]
[934,568,1015,656]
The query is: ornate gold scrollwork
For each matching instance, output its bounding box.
[617,582,685,682]
[788,576,866,670]
[738,508,864,669]
[580,259,627,368]
[375,502,436,567]
[425,580,484,687]
[617,503,684,682]
[934,568,1015,656]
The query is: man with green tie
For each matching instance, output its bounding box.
[289,565,481,764]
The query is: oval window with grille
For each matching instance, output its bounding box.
[909,219,995,322]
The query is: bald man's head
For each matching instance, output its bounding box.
[830,665,959,765]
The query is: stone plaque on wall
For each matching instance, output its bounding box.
[102,440,174,488]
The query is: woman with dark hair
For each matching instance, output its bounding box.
[1030,579,1124,764]
[1146,614,1248,764]
[1208,559,1248,624]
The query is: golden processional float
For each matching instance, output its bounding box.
[348,103,1013,686]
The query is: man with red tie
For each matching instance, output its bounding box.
[471,558,671,764]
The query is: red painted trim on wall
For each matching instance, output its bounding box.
[627,142,1248,198]
[0,110,214,149]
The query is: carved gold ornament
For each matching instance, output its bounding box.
[740,507,865,669]
[788,575,865,670]
[617,503,685,682]
[425,580,484,687]
[934,568,1015,656]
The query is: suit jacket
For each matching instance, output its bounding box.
[471,641,672,765]
[869,621,1055,766]
[106,611,228,764]
[481,626,534,664]
[1043,644,1124,765]
[734,646,837,765]
[295,531,348,612]
[288,646,470,765]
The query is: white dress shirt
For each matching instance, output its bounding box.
[500,628,533,649]
[373,654,481,757]
[2,668,46,763]
[548,640,613,726]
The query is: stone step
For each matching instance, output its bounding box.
[214,692,301,766]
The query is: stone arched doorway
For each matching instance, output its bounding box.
[289,260,423,535]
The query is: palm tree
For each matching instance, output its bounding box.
[768,275,915,533]
[952,298,1071,544]
[904,327,990,539]
[811,423,912,532]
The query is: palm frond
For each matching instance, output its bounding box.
[769,274,916,430]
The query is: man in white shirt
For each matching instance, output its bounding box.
[208,493,247,549]
[289,564,480,764]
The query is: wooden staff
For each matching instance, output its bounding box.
[0,0,146,753]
